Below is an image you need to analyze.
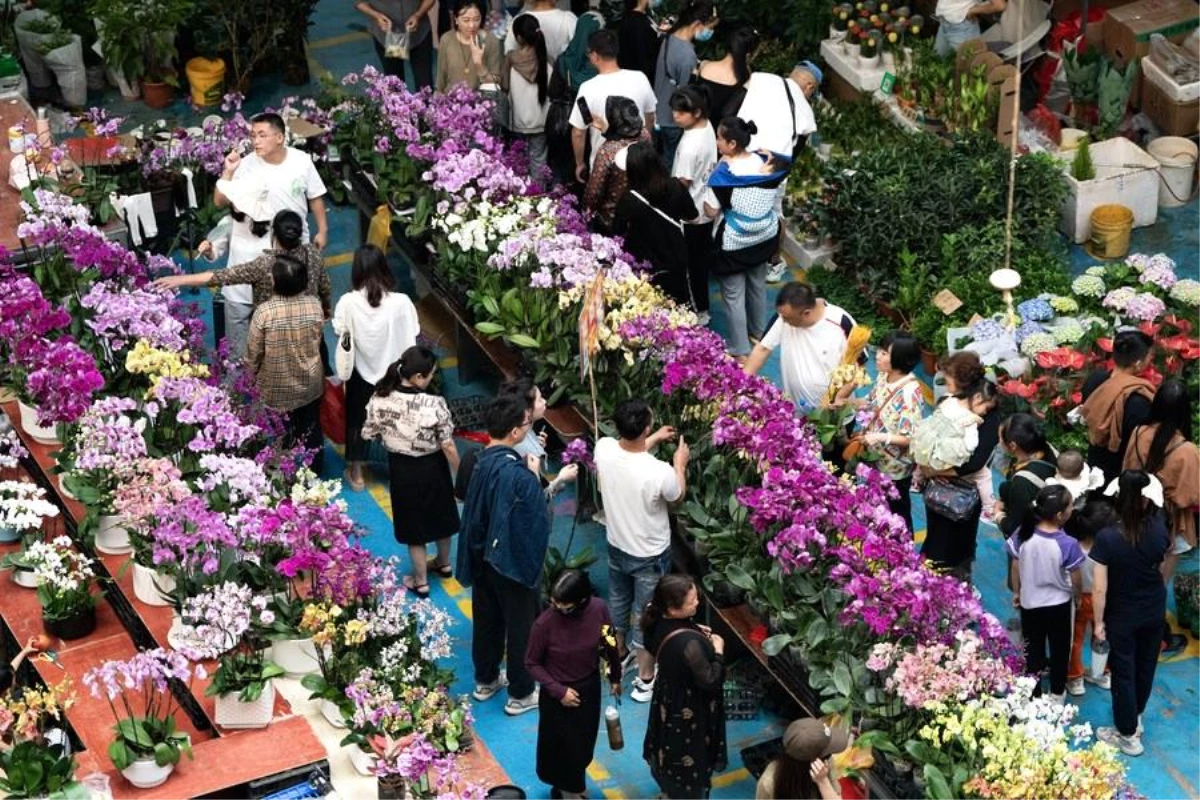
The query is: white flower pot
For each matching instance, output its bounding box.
[859,51,880,67]
[95,514,132,555]
[11,566,38,589]
[121,756,174,789]
[215,680,275,729]
[167,614,206,652]
[270,637,319,677]
[344,743,377,776]
[320,698,347,728]
[132,562,175,606]
[58,480,77,502]
[17,401,59,445]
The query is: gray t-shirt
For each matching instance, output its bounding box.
[363,0,431,48]
[653,35,696,128]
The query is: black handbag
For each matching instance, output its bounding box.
[924,478,982,522]
[545,61,573,140]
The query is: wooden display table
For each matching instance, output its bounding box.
[0,95,35,255]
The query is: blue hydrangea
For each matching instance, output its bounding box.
[1017,297,1054,322]
[971,318,1006,342]
[1014,320,1045,345]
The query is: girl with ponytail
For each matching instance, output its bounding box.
[361,345,461,598]
[503,14,554,175]
[1006,484,1085,700]
[1090,469,1172,756]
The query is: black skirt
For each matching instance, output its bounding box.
[537,671,602,794]
[387,450,460,545]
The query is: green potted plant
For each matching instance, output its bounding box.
[88,0,192,106]
[0,677,81,799]
[25,535,100,640]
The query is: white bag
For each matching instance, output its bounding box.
[335,313,356,382]
[14,10,56,89]
[42,34,87,108]
[384,30,409,60]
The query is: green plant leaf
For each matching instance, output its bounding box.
[724,562,756,592]
[832,661,853,697]
[761,633,792,657]
[508,333,541,349]
[108,741,132,771]
[924,764,954,799]
[475,321,504,335]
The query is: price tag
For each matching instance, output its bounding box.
[933,289,964,315]
[968,313,984,326]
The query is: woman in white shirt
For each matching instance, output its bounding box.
[502,15,553,177]
[503,0,577,61]
[332,244,420,491]
[669,85,716,322]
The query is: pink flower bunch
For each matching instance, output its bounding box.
[0,429,28,469]
[112,457,192,526]
[866,630,1018,708]
[423,149,528,202]
[147,494,238,575]
[82,647,204,700]
[23,336,106,426]
[562,438,595,471]
[197,454,270,506]
[73,397,148,472]
[179,581,275,659]
[237,497,357,556]
[151,376,261,453]
[0,274,71,343]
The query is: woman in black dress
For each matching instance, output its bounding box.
[525,570,623,799]
[612,141,698,308]
[642,574,727,799]
[361,346,461,598]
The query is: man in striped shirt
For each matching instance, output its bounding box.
[246,255,325,472]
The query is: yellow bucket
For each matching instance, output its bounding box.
[186,57,226,107]
[1086,204,1134,260]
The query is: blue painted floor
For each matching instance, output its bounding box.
[71,1,1197,792]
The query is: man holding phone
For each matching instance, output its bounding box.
[214,112,328,358]
[569,29,656,184]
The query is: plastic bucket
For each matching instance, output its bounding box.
[1086,204,1134,260]
[1147,136,1198,209]
[186,57,225,107]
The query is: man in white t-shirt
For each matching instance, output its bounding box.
[569,29,656,182]
[594,398,690,703]
[737,71,817,156]
[745,281,856,413]
[503,0,577,60]
[215,112,328,358]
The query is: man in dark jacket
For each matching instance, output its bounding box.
[456,394,550,716]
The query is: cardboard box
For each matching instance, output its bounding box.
[1104,0,1200,65]
[1142,65,1200,134]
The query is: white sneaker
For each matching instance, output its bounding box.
[765,259,788,283]
[1084,673,1112,690]
[1066,678,1085,696]
[631,676,654,703]
[620,650,638,674]
[503,689,540,716]
[1047,692,1066,705]
[472,671,508,702]
[1137,715,1144,737]
[1097,726,1144,756]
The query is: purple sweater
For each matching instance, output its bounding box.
[525,597,622,702]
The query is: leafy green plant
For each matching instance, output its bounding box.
[1071,136,1095,181]
[0,742,78,799]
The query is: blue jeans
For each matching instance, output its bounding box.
[608,544,671,651]
[934,18,981,57]
[717,262,768,357]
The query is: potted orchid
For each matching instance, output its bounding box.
[59,397,149,555]
[110,457,189,606]
[0,480,58,548]
[81,649,199,789]
[0,426,28,480]
[180,582,283,729]
[25,536,100,640]
[0,678,79,799]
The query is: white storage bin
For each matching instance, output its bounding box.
[1060,137,1160,244]
[820,39,888,94]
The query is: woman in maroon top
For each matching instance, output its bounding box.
[526,570,623,799]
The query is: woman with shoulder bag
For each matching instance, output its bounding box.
[642,574,727,800]
[503,15,553,175]
[847,331,927,532]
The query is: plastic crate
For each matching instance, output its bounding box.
[1060,137,1160,243]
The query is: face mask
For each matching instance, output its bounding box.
[695,27,713,41]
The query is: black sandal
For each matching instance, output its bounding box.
[429,559,454,579]
[404,576,431,599]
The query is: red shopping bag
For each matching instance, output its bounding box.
[320,379,346,445]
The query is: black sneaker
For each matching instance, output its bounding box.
[1161,632,1188,659]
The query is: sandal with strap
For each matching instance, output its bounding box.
[403,576,431,599]
[429,559,454,579]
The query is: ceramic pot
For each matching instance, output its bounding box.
[270,637,319,677]
[215,680,274,729]
[132,563,175,606]
[0,526,20,544]
[44,605,96,640]
[320,698,347,728]
[345,743,377,776]
[17,401,59,444]
[12,566,38,588]
[95,515,132,555]
[121,756,174,789]
[142,80,173,109]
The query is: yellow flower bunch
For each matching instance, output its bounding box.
[559,275,698,357]
[0,677,75,743]
[827,363,870,397]
[300,602,344,647]
[125,339,209,390]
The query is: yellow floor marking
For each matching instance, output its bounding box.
[309,31,371,49]
[913,528,927,544]
[586,761,610,781]
[712,767,750,789]
[441,577,464,597]
[324,252,354,267]
[440,356,459,369]
[457,597,473,621]
[369,482,392,516]
[602,789,623,799]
